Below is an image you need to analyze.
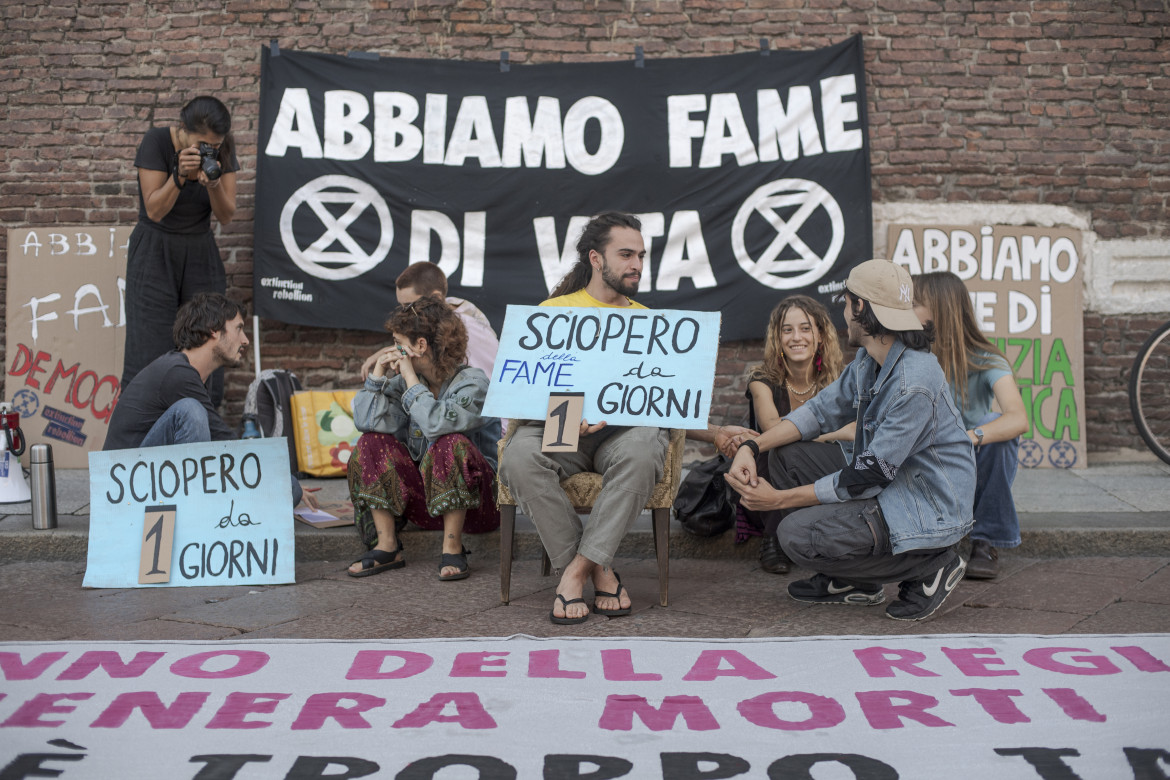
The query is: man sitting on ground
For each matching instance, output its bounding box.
[105,292,314,507]
[726,259,975,622]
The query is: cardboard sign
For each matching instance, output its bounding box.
[889,224,1086,468]
[84,438,295,588]
[483,306,720,429]
[542,392,585,452]
[4,226,130,467]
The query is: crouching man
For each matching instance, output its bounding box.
[726,260,975,621]
[105,292,314,508]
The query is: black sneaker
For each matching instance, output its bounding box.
[788,573,885,606]
[885,552,967,621]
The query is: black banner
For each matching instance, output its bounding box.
[254,37,872,340]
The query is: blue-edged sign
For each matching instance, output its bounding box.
[483,306,720,429]
[84,438,295,588]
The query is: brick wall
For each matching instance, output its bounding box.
[1,1,1167,455]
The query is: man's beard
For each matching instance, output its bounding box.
[601,263,639,298]
[213,341,244,369]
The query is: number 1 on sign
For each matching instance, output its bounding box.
[542,392,585,453]
[139,505,177,584]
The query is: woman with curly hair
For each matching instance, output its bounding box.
[913,271,1028,579]
[739,295,849,574]
[347,295,501,580]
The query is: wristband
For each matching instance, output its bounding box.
[173,164,185,189]
[740,439,760,458]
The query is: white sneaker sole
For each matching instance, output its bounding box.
[886,557,967,621]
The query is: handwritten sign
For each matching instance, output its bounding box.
[84,438,295,588]
[889,224,1086,469]
[483,306,720,429]
[5,226,130,467]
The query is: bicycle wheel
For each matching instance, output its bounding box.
[1129,319,1170,465]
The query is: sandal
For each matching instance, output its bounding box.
[438,547,471,581]
[348,541,405,578]
[759,536,791,575]
[592,571,632,616]
[550,593,589,625]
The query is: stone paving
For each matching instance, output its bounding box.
[1,458,1168,641]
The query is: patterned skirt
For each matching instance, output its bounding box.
[347,431,500,549]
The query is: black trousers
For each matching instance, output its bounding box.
[122,222,226,405]
[768,442,953,586]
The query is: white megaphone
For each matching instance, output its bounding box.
[0,402,31,504]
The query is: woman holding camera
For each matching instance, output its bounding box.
[122,96,238,403]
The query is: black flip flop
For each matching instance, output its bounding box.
[439,547,471,581]
[550,593,589,625]
[348,543,405,578]
[592,571,632,616]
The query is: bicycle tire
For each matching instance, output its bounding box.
[1129,319,1170,465]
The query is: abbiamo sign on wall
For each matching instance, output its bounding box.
[253,37,872,340]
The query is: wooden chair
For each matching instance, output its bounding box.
[496,426,686,607]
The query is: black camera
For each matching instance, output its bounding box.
[198,142,222,181]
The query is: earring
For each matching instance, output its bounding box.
[814,346,823,373]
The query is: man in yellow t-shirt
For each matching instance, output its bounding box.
[499,211,751,625]
[498,211,666,625]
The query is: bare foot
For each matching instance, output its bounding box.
[592,565,632,614]
[347,543,403,576]
[551,558,592,621]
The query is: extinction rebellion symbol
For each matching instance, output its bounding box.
[279,175,394,281]
[732,178,844,290]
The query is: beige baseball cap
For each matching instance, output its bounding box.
[845,259,923,331]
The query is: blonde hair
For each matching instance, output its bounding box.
[913,271,1011,407]
[748,295,843,393]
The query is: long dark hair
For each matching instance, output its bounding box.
[180,95,235,165]
[549,211,642,298]
[914,271,1011,404]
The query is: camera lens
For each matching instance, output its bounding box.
[198,142,222,181]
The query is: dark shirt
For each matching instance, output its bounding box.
[745,376,791,432]
[104,351,233,450]
[134,127,240,234]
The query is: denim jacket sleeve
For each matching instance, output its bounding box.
[786,358,861,441]
[353,374,409,435]
[403,367,490,440]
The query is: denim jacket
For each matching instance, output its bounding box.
[353,365,501,472]
[786,339,975,554]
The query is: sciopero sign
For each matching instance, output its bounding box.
[84,438,295,588]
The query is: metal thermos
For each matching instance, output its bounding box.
[29,444,57,530]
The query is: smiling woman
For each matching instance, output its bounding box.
[121,95,240,406]
[738,295,847,572]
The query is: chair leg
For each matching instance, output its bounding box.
[652,507,670,606]
[540,549,552,577]
[500,505,516,604]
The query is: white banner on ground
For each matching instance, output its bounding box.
[0,634,1166,778]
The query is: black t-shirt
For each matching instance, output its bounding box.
[104,351,234,450]
[134,127,240,234]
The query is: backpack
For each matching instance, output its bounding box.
[672,455,736,537]
[242,369,303,472]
